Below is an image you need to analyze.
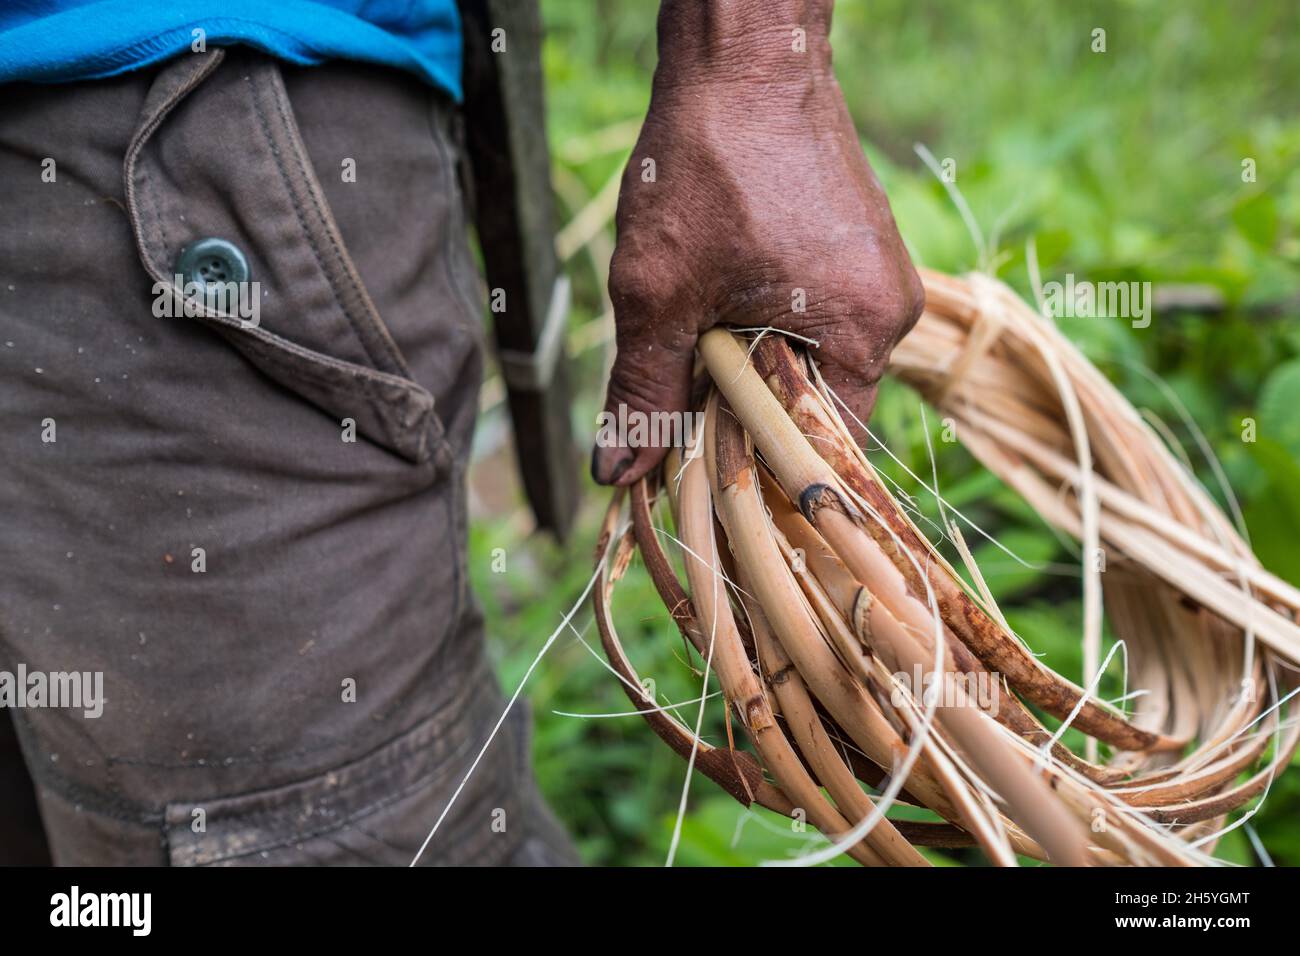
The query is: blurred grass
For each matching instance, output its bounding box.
[468,0,1300,866]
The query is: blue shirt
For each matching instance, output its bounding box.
[0,0,463,101]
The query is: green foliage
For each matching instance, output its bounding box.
[469,0,1300,866]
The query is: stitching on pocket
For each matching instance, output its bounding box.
[166,678,521,865]
[239,344,434,463]
[122,52,446,465]
[181,729,478,865]
[243,71,404,455]
[125,49,227,273]
[256,62,414,383]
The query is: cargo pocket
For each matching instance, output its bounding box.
[123,48,446,466]
[164,683,536,867]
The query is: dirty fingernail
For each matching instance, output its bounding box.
[609,455,633,484]
[591,446,633,486]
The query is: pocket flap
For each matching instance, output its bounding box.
[124,49,444,465]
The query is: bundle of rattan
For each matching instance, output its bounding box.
[592,268,1300,866]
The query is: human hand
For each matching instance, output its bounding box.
[592,0,923,486]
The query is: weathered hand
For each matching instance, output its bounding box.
[592,0,923,486]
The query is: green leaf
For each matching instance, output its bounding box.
[969,528,1060,601]
[1232,192,1279,250]
[1256,358,1300,458]
[1242,439,1300,585]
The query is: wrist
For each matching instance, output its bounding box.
[653,0,836,96]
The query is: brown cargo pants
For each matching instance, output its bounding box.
[0,47,577,866]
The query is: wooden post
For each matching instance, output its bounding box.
[458,0,580,539]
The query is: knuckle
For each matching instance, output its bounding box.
[609,231,679,315]
[896,264,926,337]
[857,263,924,339]
[606,363,676,415]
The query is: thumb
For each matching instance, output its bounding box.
[591,316,696,486]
